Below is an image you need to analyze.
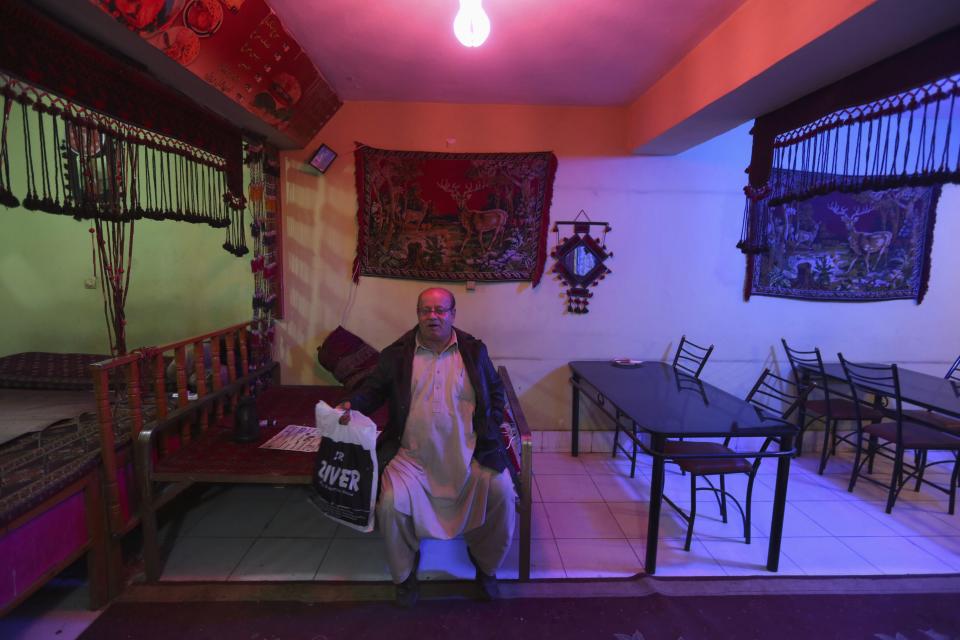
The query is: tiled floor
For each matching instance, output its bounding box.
[148,445,960,581]
[4,445,959,639]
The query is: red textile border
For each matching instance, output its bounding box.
[352,144,557,285]
[916,185,942,305]
[352,142,369,283]
[0,0,244,199]
[532,153,558,286]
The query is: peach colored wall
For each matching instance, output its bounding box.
[277,101,627,386]
[626,0,875,150]
[278,101,959,431]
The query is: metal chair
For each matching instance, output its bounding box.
[839,354,960,514]
[781,339,884,474]
[672,335,714,379]
[612,336,714,477]
[662,369,809,551]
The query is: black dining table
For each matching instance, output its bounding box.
[569,360,798,574]
[815,363,960,421]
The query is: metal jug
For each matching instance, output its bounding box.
[234,396,260,443]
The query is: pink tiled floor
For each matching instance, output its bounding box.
[143,448,960,582]
[4,448,959,639]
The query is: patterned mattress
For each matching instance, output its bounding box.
[0,415,101,527]
[0,353,109,524]
[0,395,154,528]
[0,352,109,391]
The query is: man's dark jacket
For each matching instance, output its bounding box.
[348,326,509,474]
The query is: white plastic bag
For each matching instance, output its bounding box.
[310,401,379,532]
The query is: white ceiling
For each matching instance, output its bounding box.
[267,0,746,106]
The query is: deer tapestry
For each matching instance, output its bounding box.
[352,145,557,284]
[747,178,941,303]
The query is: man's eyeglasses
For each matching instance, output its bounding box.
[417,306,453,316]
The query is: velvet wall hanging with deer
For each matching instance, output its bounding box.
[352,145,557,284]
[747,178,940,302]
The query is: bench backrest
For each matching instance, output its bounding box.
[89,322,274,536]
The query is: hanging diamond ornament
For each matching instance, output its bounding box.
[551,210,613,315]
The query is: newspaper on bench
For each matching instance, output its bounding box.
[259,425,321,452]
[309,401,378,532]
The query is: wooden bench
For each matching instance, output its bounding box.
[89,321,272,596]
[131,364,533,582]
[498,366,534,581]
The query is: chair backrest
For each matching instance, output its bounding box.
[781,338,847,408]
[946,355,960,382]
[672,335,714,379]
[745,368,813,422]
[837,354,903,424]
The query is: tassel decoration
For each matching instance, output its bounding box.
[739,72,960,255]
[1,71,245,254]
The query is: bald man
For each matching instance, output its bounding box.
[339,287,514,608]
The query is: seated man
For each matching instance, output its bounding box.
[339,287,515,608]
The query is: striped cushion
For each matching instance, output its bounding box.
[316,327,380,391]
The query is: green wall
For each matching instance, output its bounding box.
[0,107,252,356]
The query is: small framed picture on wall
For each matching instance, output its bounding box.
[309,144,337,173]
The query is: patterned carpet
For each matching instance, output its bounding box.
[80,575,960,640]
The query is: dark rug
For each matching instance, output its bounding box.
[79,592,960,640]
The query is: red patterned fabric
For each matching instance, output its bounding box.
[154,386,387,479]
[153,384,520,483]
[316,327,379,391]
[353,145,556,285]
[0,352,108,390]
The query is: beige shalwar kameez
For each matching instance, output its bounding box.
[377,334,515,583]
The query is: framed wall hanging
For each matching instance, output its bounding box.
[551,211,612,313]
[352,144,557,284]
[309,144,337,173]
[747,180,940,302]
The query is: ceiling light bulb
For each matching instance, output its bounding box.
[453,0,490,47]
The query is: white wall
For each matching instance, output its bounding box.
[487,127,957,429]
[278,105,959,431]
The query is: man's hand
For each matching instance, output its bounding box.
[336,401,351,425]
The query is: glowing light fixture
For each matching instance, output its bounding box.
[453,0,490,47]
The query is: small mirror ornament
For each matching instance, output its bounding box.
[550,210,612,314]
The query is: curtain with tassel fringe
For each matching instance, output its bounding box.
[0,0,247,256]
[739,26,960,257]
